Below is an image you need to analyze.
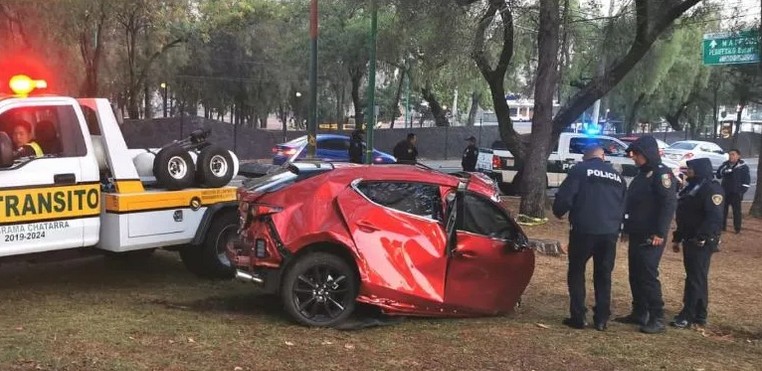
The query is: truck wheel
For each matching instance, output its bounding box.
[281,253,358,327]
[154,145,195,190]
[179,211,237,279]
[0,132,13,167]
[196,145,234,188]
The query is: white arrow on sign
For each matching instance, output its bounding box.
[710,40,718,48]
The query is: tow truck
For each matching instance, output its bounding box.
[0,74,241,278]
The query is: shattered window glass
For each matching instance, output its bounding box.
[461,193,515,240]
[356,182,443,220]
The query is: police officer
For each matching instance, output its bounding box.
[715,149,751,234]
[393,133,419,165]
[616,136,677,334]
[553,143,626,331]
[461,136,478,171]
[10,119,43,159]
[348,128,365,164]
[671,158,724,329]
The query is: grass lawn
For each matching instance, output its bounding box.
[1,201,761,370]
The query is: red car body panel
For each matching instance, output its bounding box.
[233,164,534,318]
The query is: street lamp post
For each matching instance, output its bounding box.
[160,82,168,118]
[307,0,319,159]
[365,0,378,164]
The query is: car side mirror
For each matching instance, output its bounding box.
[0,132,14,168]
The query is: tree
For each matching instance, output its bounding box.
[749,8,762,218]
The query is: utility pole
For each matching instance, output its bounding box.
[365,0,378,164]
[307,0,319,158]
[161,82,168,118]
[591,0,616,129]
[405,72,411,128]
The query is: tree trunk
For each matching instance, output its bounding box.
[732,100,746,147]
[349,67,365,127]
[751,5,762,218]
[518,0,560,218]
[665,104,687,131]
[467,91,481,127]
[390,69,406,129]
[627,94,646,135]
[421,86,450,127]
[471,1,525,162]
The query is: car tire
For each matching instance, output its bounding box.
[0,132,14,167]
[196,145,234,188]
[154,145,195,190]
[281,252,358,327]
[179,211,237,279]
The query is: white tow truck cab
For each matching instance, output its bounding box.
[0,75,240,278]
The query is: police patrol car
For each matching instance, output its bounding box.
[476,132,683,194]
[0,74,240,279]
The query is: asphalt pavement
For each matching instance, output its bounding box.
[422,157,759,201]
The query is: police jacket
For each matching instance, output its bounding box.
[14,141,43,159]
[623,136,677,239]
[674,158,724,243]
[393,140,418,164]
[348,132,364,164]
[552,157,627,235]
[716,160,751,195]
[462,144,478,171]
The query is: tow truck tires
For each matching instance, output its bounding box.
[180,211,237,279]
[154,145,196,190]
[281,253,358,327]
[196,145,234,188]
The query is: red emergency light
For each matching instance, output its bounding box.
[8,74,47,97]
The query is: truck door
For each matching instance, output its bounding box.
[0,99,99,257]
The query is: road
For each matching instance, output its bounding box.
[421,157,759,201]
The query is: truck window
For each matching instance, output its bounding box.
[0,105,87,168]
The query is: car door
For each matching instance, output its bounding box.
[443,192,535,314]
[335,180,450,309]
[0,100,97,257]
[317,138,350,162]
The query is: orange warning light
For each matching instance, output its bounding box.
[8,74,47,97]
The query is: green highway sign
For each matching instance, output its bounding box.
[702,30,760,66]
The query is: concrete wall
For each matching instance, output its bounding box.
[120,117,760,160]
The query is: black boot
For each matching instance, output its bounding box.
[640,317,666,334]
[614,312,649,326]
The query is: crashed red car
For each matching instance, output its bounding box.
[229,162,535,327]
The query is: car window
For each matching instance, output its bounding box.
[319,138,349,151]
[0,105,86,169]
[598,138,627,157]
[669,142,697,150]
[356,181,443,221]
[460,192,516,240]
[568,137,626,157]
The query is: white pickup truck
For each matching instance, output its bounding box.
[0,75,240,278]
[476,132,683,194]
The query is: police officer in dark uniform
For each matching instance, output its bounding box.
[348,128,365,164]
[393,133,418,165]
[671,158,724,329]
[461,136,478,171]
[715,149,751,234]
[553,143,627,331]
[616,135,677,334]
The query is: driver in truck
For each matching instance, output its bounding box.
[10,119,43,159]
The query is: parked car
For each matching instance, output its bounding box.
[663,140,728,170]
[619,136,669,157]
[229,162,535,327]
[272,134,396,165]
[477,133,683,194]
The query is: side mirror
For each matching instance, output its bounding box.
[0,132,14,168]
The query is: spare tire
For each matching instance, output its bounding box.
[153,145,195,190]
[196,145,234,188]
[0,132,13,168]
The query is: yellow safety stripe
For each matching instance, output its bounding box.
[28,141,43,157]
[0,183,100,225]
[104,186,237,213]
[114,180,145,193]
[516,214,548,226]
